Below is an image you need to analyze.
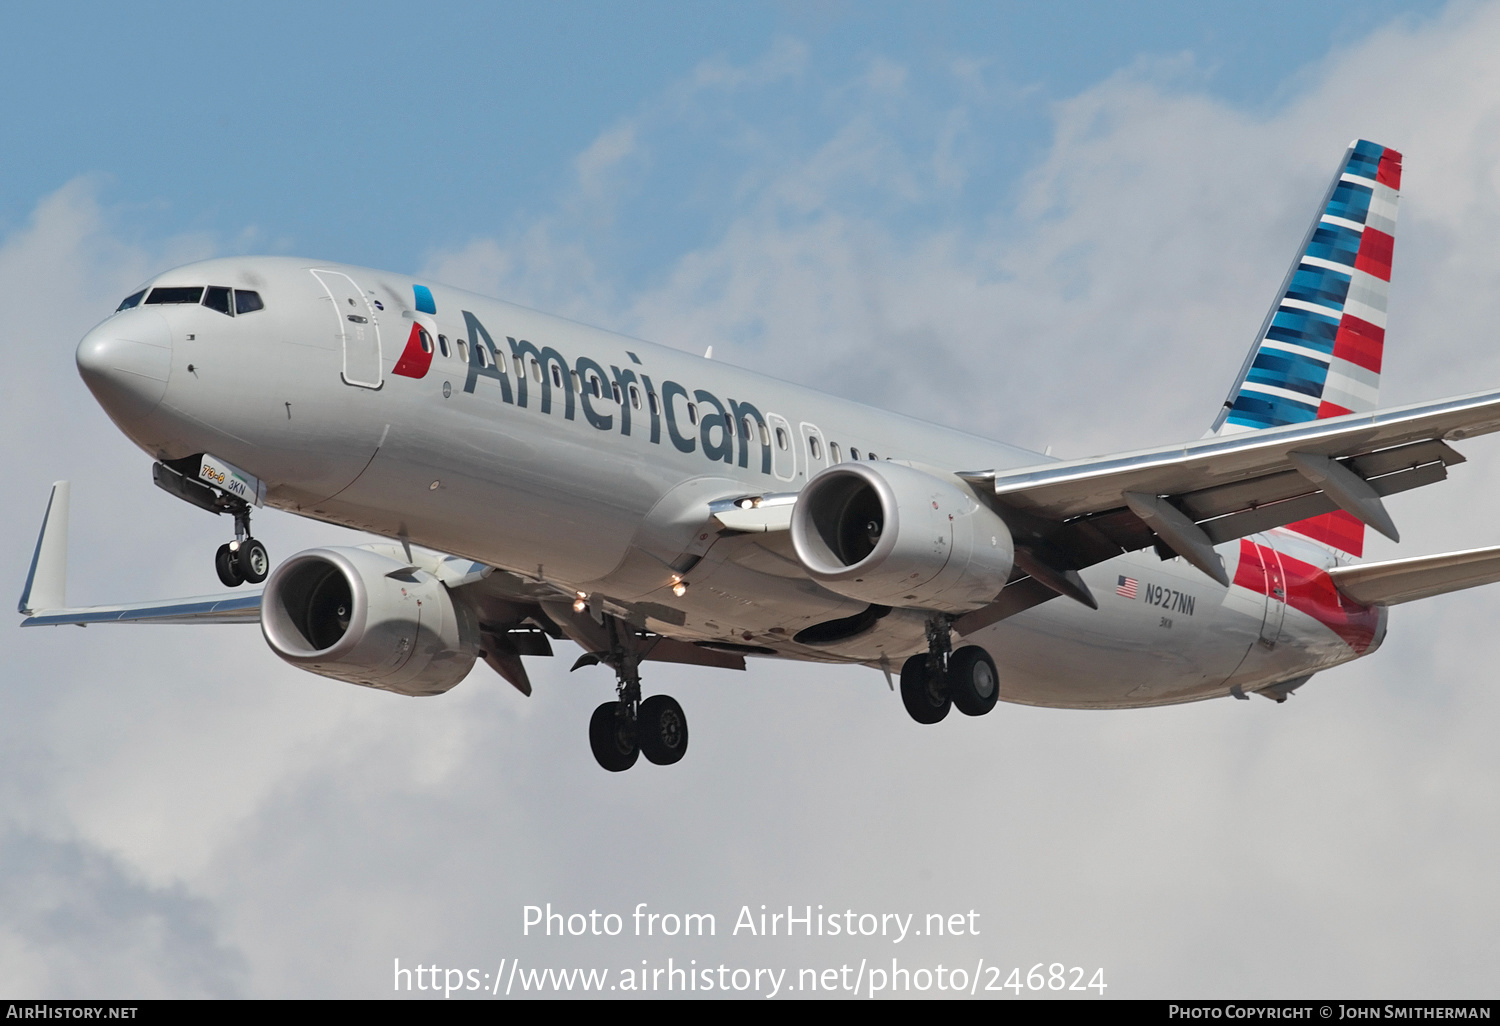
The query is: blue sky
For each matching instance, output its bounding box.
[1,1,1444,280]
[8,0,1500,998]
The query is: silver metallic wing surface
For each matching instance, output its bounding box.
[962,389,1500,556]
[22,592,264,626]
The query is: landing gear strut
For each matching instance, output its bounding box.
[214,506,269,588]
[584,615,689,771]
[900,616,999,724]
[152,458,272,589]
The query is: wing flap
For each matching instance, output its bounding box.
[1327,546,1500,606]
[1198,459,1447,544]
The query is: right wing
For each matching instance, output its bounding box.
[962,388,1500,585]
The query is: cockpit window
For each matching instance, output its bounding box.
[203,286,232,315]
[234,290,264,314]
[145,286,204,305]
[116,290,146,312]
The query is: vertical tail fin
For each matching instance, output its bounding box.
[1211,139,1403,555]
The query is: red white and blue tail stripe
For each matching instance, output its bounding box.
[1212,139,1402,555]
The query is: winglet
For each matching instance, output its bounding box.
[19,481,69,615]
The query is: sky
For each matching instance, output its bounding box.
[4,0,1500,999]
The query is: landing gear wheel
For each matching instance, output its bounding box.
[589,701,639,772]
[237,538,270,584]
[215,543,243,587]
[900,653,950,724]
[637,695,689,765]
[948,646,999,717]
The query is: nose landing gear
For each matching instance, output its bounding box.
[152,457,272,589]
[212,507,269,587]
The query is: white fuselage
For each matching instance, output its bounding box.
[78,257,1386,708]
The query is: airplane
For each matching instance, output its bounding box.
[20,139,1500,771]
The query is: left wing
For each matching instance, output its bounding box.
[19,481,262,627]
[23,593,263,627]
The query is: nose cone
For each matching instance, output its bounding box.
[76,310,173,424]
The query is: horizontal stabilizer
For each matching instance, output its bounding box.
[1327,545,1500,606]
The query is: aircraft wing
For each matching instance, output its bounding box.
[960,388,1500,587]
[22,593,263,627]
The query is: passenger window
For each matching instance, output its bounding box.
[611,382,622,404]
[233,290,264,314]
[145,286,204,305]
[552,364,563,389]
[809,436,821,459]
[648,392,659,415]
[202,287,232,315]
[493,344,505,372]
[116,290,146,312]
[418,328,433,354]
[850,447,861,461]
[830,442,841,463]
[687,402,699,425]
[438,334,450,358]
[569,369,581,393]
[531,358,542,383]
[629,384,640,409]
[725,416,734,437]
[775,427,789,450]
[513,355,523,377]
[476,345,488,368]
[758,422,770,446]
[457,339,469,362]
[868,452,878,460]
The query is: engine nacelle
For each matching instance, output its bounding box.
[260,546,479,696]
[790,462,1014,613]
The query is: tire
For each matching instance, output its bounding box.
[215,543,243,587]
[589,702,639,772]
[637,695,689,766]
[237,538,270,584]
[899,653,950,724]
[948,646,999,716]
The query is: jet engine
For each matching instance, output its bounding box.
[790,462,1014,613]
[260,546,480,695]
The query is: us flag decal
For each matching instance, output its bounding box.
[1116,576,1138,598]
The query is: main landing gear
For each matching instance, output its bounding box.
[586,618,689,772]
[214,507,269,588]
[899,616,999,724]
